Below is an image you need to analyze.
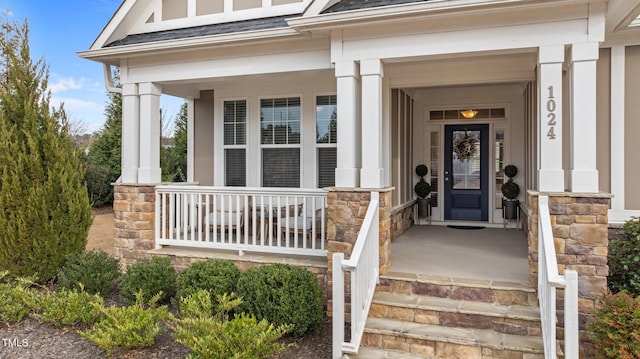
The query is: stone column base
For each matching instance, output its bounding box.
[113,184,157,270]
[527,191,611,358]
[325,187,393,317]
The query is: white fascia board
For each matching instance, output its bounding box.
[289,0,586,31]
[78,28,300,62]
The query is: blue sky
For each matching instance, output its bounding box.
[3,0,182,134]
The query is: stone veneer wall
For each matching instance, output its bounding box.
[113,184,157,270]
[391,201,414,241]
[527,191,610,358]
[326,188,393,317]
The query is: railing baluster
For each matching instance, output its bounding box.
[154,186,328,257]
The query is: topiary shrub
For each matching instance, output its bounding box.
[236,264,324,337]
[414,165,431,199]
[175,259,240,307]
[501,164,520,200]
[608,217,640,295]
[56,250,121,295]
[589,292,640,359]
[120,257,177,304]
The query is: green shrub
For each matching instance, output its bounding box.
[176,259,240,306]
[56,251,121,295]
[81,291,170,355]
[589,292,640,359]
[40,288,104,328]
[172,290,290,359]
[0,272,42,322]
[120,257,177,304]
[609,217,640,295]
[237,264,324,337]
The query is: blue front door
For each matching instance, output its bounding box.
[444,124,489,221]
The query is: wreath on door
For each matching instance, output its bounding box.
[453,129,478,162]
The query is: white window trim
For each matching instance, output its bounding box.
[315,93,338,188]
[258,94,304,188]
[220,97,249,187]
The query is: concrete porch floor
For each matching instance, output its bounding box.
[389,225,529,284]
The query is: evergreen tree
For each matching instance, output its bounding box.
[0,21,92,281]
[86,71,121,206]
[161,102,187,182]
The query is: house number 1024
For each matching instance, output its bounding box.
[546,86,557,140]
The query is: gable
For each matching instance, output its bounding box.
[91,0,312,50]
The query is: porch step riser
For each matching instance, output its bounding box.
[377,278,538,307]
[361,333,545,359]
[369,303,542,337]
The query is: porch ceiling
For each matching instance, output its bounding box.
[390,225,529,284]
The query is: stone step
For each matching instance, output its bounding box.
[377,272,538,307]
[362,317,546,359]
[370,292,541,337]
[345,346,427,359]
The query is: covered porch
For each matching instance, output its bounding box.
[389,225,529,284]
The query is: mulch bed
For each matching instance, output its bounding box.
[0,288,332,359]
[0,318,331,359]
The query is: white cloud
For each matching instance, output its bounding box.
[49,75,102,94]
[52,96,102,111]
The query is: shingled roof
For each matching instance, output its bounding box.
[322,0,429,13]
[105,14,297,47]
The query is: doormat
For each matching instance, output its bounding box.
[447,225,486,230]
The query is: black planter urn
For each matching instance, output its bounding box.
[417,198,431,218]
[503,198,519,220]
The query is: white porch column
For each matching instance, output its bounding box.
[121,83,140,183]
[568,42,599,193]
[610,46,625,210]
[137,82,162,183]
[335,61,360,187]
[537,45,565,192]
[360,59,384,188]
[186,98,195,183]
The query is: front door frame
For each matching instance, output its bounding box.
[423,105,511,225]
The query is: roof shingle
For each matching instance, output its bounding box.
[105,14,297,47]
[322,0,430,13]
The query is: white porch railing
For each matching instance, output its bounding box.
[155,185,328,257]
[332,192,380,359]
[538,195,579,359]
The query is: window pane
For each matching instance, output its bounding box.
[261,97,300,145]
[430,131,439,207]
[452,130,481,190]
[223,100,246,145]
[225,149,246,187]
[316,95,337,143]
[262,148,300,187]
[318,147,337,188]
